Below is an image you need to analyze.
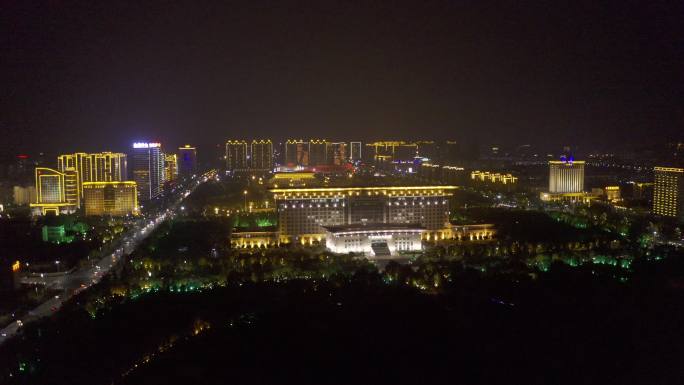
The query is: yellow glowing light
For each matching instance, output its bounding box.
[12,260,20,272]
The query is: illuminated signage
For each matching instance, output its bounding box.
[133,142,161,149]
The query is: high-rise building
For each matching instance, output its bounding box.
[327,142,347,165]
[250,140,273,171]
[548,158,585,193]
[132,142,164,201]
[164,154,178,182]
[226,141,249,172]
[309,140,328,167]
[350,141,362,161]
[57,152,127,194]
[285,140,309,167]
[653,167,684,219]
[83,181,138,216]
[12,185,36,205]
[178,145,197,177]
[365,141,418,164]
[30,168,76,215]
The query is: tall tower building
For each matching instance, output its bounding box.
[250,140,273,171]
[653,167,684,219]
[309,140,328,167]
[327,142,347,165]
[549,158,585,193]
[178,145,197,177]
[165,154,178,182]
[285,140,309,167]
[226,141,248,172]
[350,142,362,161]
[132,142,164,201]
[57,152,127,194]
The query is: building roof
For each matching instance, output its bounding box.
[323,223,425,234]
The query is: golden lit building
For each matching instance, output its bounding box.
[365,141,418,163]
[271,172,316,187]
[30,167,77,215]
[285,140,310,167]
[549,159,584,193]
[604,186,621,202]
[653,167,684,218]
[165,153,178,182]
[309,140,328,167]
[327,142,347,165]
[225,140,249,172]
[271,186,457,245]
[250,140,273,170]
[57,152,128,194]
[471,171,518,184]
[82,181,138,216]
[541,158,590,202]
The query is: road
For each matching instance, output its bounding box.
[0,170,217,346]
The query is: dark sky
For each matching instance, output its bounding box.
[2,0,684,156]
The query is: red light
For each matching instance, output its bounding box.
[16,154,28,159]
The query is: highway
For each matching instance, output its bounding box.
[0,170,217,346]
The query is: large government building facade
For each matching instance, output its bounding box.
[268,186,467,255]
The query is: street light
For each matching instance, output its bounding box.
[243,190,248,211]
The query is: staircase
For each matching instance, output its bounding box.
[371,241,391,257]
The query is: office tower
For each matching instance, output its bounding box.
[57,152,127,194]
[309,140,328,166]
[548,158,585,193]
[178,145,197,177]
[226,141,248,172]
[438,140,459,164]
[653,167,684,219]
[83,181,138,216]
[165,154,178,182]
[132,142,164,201]
[62,168,80,207]
[12,185,36,205]
[285,140,309,167]
[327,142,347,165]
[250,140,273,170]
[30,168,76,215]
[350,141,362,161]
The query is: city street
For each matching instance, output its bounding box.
[0,170,216,346]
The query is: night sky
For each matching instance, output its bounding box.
[2,0,684,155]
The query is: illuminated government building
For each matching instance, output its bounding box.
[82,181,138,216]
[270,186,460,256]
[653,167,684,219]
[540,157,591,202]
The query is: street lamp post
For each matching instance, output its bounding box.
[243,190,248,211]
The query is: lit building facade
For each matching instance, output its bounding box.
[57,152,128,193]
[271,186,456,244]
[324,223,425,256]
[284,140,310,166]
[250,140,273,171]
[12,185,36,205]
[653,167,684,219]
[132,142,165,201]
[549,159,585,193]
[30,168,76,215]
[471,171,518,184]
[309,140,328,167]
[365,141,418,164]
[82,181,138,216]
[350,141,362,161]
[327,142,347,165]
[164,153,178,182]
[226,141,249,172]
[178,145,197,177]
